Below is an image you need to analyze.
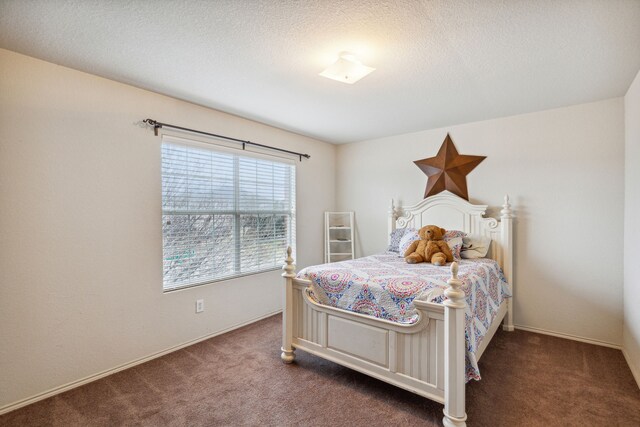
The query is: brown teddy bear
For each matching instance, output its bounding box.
[404,225,454,266]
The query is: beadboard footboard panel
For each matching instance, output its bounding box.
[291,281,446,403]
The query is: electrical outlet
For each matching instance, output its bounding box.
[196,299,204,313]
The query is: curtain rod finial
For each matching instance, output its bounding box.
[143,118,161,135]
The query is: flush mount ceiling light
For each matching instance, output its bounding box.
[319,52,375,84]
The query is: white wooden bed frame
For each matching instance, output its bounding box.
[281,191,514,427]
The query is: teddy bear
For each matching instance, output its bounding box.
[404,225,454,266]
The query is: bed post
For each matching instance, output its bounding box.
[281,247,296,363]
[388,198,397,245]
[501,195,514,331]
[443,262,467,427]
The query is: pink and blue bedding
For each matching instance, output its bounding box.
[297,253,511,382]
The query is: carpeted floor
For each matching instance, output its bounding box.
[1,314,639,426]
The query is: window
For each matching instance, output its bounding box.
[161,136,296,291]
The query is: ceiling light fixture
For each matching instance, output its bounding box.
[319,52,375,84]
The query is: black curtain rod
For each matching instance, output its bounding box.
[142,118,311,161]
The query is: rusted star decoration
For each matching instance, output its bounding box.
[414,134,486,200]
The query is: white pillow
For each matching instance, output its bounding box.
[461,234,491,259]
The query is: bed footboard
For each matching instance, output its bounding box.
[281,248,467,426]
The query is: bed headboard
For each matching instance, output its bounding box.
[388,190,514,285]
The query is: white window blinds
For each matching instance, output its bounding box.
[161,136,296,291]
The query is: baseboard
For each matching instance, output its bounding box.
[0,310,282,416]
[622,347,640,389]
[513,324,621,349]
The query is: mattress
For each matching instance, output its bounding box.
[297,253,511,381]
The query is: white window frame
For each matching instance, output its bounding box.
[161,134,296,292]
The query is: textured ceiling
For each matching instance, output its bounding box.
[1,0,639,144]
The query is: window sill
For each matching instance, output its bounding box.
[162,267,283,293]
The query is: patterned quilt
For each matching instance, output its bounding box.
[297,253,511,382]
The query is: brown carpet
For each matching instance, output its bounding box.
[1,315,639,427]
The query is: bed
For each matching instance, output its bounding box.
[280,191,514,427]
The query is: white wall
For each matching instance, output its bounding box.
[336,99,624,346]
[624,69,640,385]
[0,49,336,410]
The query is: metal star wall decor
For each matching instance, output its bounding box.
[414,134,486,200]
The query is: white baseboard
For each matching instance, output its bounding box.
[0,310,282,416]
[513,324,621,349]
[622,347,640,389]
